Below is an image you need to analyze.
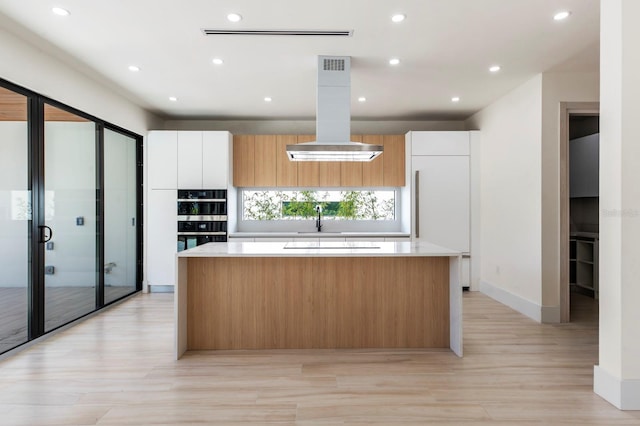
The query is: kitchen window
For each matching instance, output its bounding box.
[243,190,395,220]
[239,189,402,233]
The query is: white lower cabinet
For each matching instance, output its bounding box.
[146,189,177,288]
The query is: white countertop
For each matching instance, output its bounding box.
[229,232,411,239]
[177,241,460,258]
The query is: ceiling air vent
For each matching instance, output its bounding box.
[202,29,353,37]
[323,58,345,71]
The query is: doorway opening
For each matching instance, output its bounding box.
[560,102,599,323]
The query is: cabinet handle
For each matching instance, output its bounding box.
[415,170,420,239]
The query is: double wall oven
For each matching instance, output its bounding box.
[177,189,227,251]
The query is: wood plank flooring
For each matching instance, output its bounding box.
[0,286,137,354]
[0,291,638,425]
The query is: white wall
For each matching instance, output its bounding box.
[466,75,543,320]
[540,72,599,314]
[0,14,162,136]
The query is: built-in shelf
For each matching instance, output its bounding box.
[570,234,599,298]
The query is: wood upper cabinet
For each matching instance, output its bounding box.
[362,135,384,186]
[233,135,255,187]
[232,133,405,188]
[276,135,298,186]
[382,134,406,187]
[340,135,363,186]
[296,135,319,187]
[254,135,277,186]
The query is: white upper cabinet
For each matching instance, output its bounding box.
[202,131,230,189]
[410,131,470,156]
[149,130,231,190]
[147,131,178,189]
[177,132,203,189]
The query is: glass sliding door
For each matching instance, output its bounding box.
[0,86,30,354]
[43,103,98,332]
[104,128,138,303]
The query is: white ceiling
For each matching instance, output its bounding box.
[0,0,600,121]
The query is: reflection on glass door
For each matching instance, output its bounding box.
[43,104,97,332]
[0,86,30,353]
[104,129,137,303]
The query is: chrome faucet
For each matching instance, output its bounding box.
[315,205,323,232]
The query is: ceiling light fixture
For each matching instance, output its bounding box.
[52,7,70,16]
[391,14,406,23]
[169,96,178,102]
[553,11,571,21]
[489,65,501,73]
[128,65,140,72]
[451,96,460,102]
[389,58,400,66]
[358,96,367,102]
[227,13,242,22]
[212,58,224,65]
[264,97,272,102]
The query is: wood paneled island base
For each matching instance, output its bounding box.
[187,256,449,350]
[176,241,463,358]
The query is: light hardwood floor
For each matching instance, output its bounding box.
[0,291,638,425]
[0,286,137,354]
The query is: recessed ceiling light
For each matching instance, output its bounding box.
[358,96,367,102]
[169,96,178,102]
[212,58,224,65]
[227,13,242,22]
[389,58,400,66]
[451,97,460,103]
[128,65,140,72]
[391,14,406,23]
[52,7,70,16]
[264,97,272,102]
[489,65,501,73]
[554,11,571,21]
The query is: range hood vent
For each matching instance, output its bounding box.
[202,29,353,37]
[286,56,383,162]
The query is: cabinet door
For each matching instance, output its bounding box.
[148,131,178,189]
[233,135,255,187]
[177,132,203,189]
[412,155,469,252]
[410,131,469,156]
[362,135,383,186]
[297,135,319,187]
[383,135,406,187]
[254,135,277,186]
[341,135,363,186]
[146,189,177,287]
[202,131,229,189]
[276,135,298,186]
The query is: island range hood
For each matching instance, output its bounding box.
[286,56,383,162]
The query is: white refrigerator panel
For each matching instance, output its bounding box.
[412,155,469,253]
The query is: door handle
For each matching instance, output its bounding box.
[39,225,53,243]
[414,170,420,239]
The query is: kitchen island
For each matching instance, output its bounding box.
[176,241,462,359]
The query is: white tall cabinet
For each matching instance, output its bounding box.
[407,131,476,289]
[145,131,231,291]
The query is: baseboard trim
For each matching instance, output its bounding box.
[479,280,541,322]
[541,305,561,323]
[594,365,640,410]
[148,285,175,293]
